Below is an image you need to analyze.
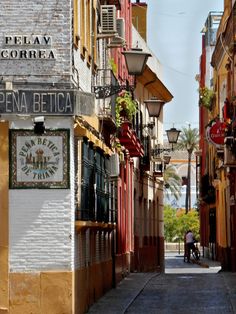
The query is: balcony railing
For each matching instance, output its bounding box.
[93,68,120,99]
[140,136,151,171]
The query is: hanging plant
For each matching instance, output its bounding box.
[115,90,137,127]
[199,87,215,110]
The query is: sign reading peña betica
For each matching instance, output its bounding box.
[0,90,74,115]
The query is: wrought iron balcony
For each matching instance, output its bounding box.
[140,136,151,171]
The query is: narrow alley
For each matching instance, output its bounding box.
[87,253,236,314]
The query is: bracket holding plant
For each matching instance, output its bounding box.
[115,90,137,127]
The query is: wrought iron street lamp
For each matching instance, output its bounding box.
[152,127,181,157]
[144,98,165,118]
[93,48,152,99]
[122,48,152,76]
[163,155,171,165]
[166,127,181,145]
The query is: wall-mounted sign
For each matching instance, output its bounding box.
[0,34,56,60]
[206,120,227,148]
[10,129,70,189]
[0,90,74,115]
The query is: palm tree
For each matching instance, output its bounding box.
[177,125,199,213]
[164,164,182,201]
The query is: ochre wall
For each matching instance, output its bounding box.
[9,271,73,314]
[75,260,113,314]
[132,3,147,42]
[0,122,9,314]
[134,235,162,272]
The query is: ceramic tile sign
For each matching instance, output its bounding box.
[10,129,70,189]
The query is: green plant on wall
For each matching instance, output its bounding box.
[109,58,117,75]
[115,90,137,127]
[199,87,215,110]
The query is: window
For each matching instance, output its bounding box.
[75,139,116,222]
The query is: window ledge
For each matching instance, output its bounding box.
[75,220,116,232]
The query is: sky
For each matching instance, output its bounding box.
[145,0,223,131]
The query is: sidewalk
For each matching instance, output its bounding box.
[87,272,158,314]
[87,255,222,313]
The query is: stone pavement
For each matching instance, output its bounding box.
[87,253,236,313]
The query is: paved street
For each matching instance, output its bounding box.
[87,253,236,314]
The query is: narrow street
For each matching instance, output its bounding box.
[87,253,236,314]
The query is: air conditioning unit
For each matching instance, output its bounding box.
[224,146,236,167]
[116,18,125,39]
[100,5,117,33]
[107,18,126,48]
[110,153,120,177]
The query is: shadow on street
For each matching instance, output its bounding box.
[88,252,236,314]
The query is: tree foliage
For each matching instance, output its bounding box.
[177,126,199,213]
[164,164,182,200]
[164,205,200,242]
[177,126,199,155]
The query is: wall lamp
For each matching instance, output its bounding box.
[142,121,155,130]
[163,155,171,165]
[166,127,181,149]
[144,98,165,118]
[152,127,181,157]
[121,48,151,76]
[93,48,151,99]
[33,116,45,135]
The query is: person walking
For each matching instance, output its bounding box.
[185,230,195,263]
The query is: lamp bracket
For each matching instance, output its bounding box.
[141,121,155,130]
[93,84,134,99]
[152,147,172,156]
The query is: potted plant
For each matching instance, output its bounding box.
[115,90,137,127]
[199,87,215,110]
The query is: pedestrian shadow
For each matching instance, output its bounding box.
[165,252,221,274]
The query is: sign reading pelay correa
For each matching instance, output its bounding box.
[0,35,56,60]
[0,90,74,115]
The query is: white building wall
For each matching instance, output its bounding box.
[205,46,215,88]
[8,117,75,272]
